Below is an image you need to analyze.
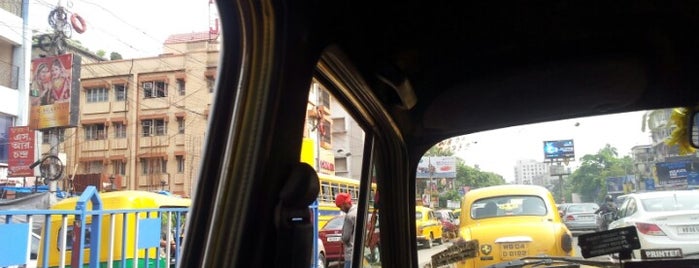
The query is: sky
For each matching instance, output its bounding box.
[29,0,216,59]
[452,110,653,182]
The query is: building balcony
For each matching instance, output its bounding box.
[0,5,22,44]
[175,134,185,145]
[140,135,170,147]
[110,138,128,150]
[0,0,21,17]
[141,97,170,110]
[173,173,185,184]
[83,102,111,114]
[81,139,108,152]
[0,60,18,89]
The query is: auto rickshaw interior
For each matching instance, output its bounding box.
[179,1,699,267]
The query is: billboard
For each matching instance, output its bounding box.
[654,160,699,188]
[416,156,456,178]
[606,175,635,194]
[543,139,575,160]
[29,54,81,130]
[7,126,35,177]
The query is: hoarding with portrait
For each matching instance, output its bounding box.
[29,54,81,130]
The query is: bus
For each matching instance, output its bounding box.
[317,173,361,228]
[300,138,376,228]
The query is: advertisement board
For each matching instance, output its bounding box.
[7,126,35,177]
[416,156,456,178]
[654,160,699,188]
[29,54,81,130]
[543,139,575,160]
[606,175,635,194]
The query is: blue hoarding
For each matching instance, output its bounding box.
[543,139,575,159]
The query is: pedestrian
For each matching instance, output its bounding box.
[335,192,357,268]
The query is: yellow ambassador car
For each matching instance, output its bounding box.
[415,206,443,248]
[456,185,573,268]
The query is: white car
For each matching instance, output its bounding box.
[608,190,699,260]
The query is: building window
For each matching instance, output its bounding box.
[0,115,13,163]
[85,161,104,173]
[114,84,127,101]
[319,87,330,107]
[112,160,126,175]
[177,79,185,96]
[177,117,185,134]
[176,155,185,173]
[143,81,167,98]
[84,124,106,140]
[86,87,108,103]
[207,77,215,93]
[41,129,65,144]
[332,117,346,133]
[140,158,167,175]
[114,123,126,138]
[142,119,167,136]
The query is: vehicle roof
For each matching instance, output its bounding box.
[51,190,192,210]
[625,190,697,199]
[415,206,433,212]
[316,1,699,149]
[464,184,552,201]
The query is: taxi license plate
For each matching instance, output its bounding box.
[500,243,528,260]
[678,225,699,234]
[327,237,341,242]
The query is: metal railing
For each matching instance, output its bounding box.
[0,186,188,268]
[1,187,322,268]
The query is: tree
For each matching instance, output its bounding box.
[110,52,123,60]
[568,144,631,202]
[421,144,505,207]
[96,49,106,58]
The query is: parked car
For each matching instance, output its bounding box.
[608,190,699,260]
[561,203,600,232]
[318,215,345,265]
[318,214,380,266]
[416,206,443,248]
[557,203,572,218]
[457,185,573,267]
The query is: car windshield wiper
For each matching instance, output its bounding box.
[484,256,618,268]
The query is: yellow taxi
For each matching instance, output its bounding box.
[415,206,443,248]
[456,185,573,268]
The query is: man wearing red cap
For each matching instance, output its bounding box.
[335,192,357,268]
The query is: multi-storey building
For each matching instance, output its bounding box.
[513,159,551,185]
[329,95,363,180]
[0,0,31,184]
[43,31,219,196]
[645,109,679,161]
